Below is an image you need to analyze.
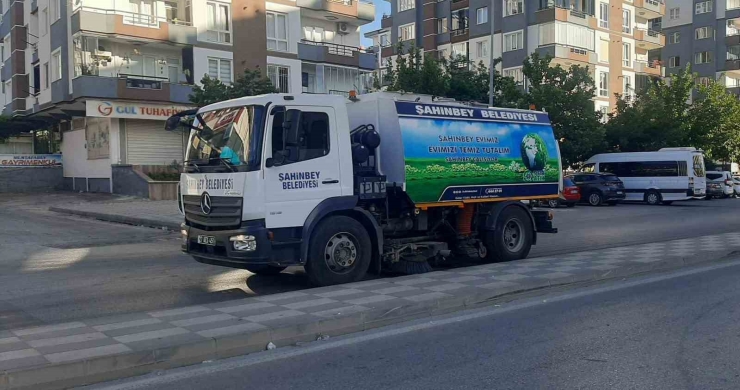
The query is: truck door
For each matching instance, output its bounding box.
[263,106,342,228]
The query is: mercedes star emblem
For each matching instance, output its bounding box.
[200,192,212,215]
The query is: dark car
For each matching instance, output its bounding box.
[568,173,626,206]
[705,181,724,200]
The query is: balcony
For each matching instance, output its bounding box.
[727,21,740,46]
[450,28,469,43]
[296,0,375,22]
[71,75,192,103]
[634,0,664,20]
[634,29,665,50]
[537,44,597,67]
[71,7,197,45]
[381,14,392,28]
[634,60,663,77]
[727,59,740,76]
[298,40,376,70]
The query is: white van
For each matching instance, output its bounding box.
[583,148,706,205]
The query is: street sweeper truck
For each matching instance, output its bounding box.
[166,92,560,286]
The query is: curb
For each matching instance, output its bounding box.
[48,207,181,231]
[2,248,738,390]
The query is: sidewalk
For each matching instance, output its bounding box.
[2,232,740,390]
[49,198,181,230]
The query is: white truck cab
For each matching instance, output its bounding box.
[169,92,560,286]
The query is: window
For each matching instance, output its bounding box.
[40,8,48,36]
[505,0,523,16]
[695,51,713,64]
[623,75,632,99]
[622,10,631,34]
[695,1,712,14]
[728,45,740,60]
[4,80,10,105]
[43,62,49,89]
[452,42,467,58]
[669,56,680,68]
[50,0,59,22]
[476,40,489,57]
[696,77,711,87]
[598,106,608,122]
[303,26,332,43]
[398,0,415,12]
[267,64,290,93]
[598,39,609,63]
[1,35,7,61]
[599,71,609,97]
[167,58,180,83]
[266,12,288,51]
[503,67,525,85]
[476,7,488,24]
[271,111,330,163]
[623,43,631,67]
[451,8,469,30]
[599,161,680,177]
[399,23,415,40]
[128,0,157,25]
[669,7,680,20]
[599,3,608,28]
[503,30,524,52]
[207,2,231,43]
[695,26,712,40]
[379,34,391,47]
[51,50,61,82]
[437,18,448,34]
[730,0,740,9]
[207,57,232,83]
[669,32,680,44]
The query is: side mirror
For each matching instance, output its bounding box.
[165,115,183,131]
[283,109,302,147]
[266,151,287,168]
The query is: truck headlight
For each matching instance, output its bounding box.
[230,235,257,251]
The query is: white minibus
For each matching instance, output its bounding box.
[583,148,706,205]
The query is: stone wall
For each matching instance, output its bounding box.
[111,165,150,198]
[0,167,64,192]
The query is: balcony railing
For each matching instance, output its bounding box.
[645,0,662,6]
[74,6,193,27]
[300,40,366,57]
[120,74,169,90]
[451,28,469,37]
[326,0,353,4]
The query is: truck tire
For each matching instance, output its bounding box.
[483,206,533,263]
[244,265,287,275]
[305,216,372,286]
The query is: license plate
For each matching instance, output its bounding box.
[616,191,623,194]
[197,235,216,246]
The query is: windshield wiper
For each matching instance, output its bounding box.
[183,159,202,172]
[211,157,235,172]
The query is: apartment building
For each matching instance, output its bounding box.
[660,0,740,97]
[0,0,375,193]
[366,0,666,118]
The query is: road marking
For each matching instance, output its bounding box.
[85,258,740,390]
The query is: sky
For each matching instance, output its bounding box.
[360,0,391,47]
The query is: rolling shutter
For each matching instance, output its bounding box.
[125,119,185,165]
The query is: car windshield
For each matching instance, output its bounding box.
[601,175,620,182]
[186,105,265,171]
[706,173,723,180]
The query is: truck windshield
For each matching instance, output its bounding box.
[185,105,265,172]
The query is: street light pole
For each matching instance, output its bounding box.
[488,0,494,107]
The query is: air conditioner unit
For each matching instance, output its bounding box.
[336,22,349,35]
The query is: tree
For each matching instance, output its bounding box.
[189,69,277,106]
[688,81,740,164]
[522,53,604,168]
[604,66,694,152]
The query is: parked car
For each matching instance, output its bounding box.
[706,181,724,199]
[535,177,581,208]
[706,171,734,198]
[568,173,626,206]
[733,177,740,198]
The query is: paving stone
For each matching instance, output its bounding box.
[45,344,131,364]
[34,337,121,356]
[102,322,182,338]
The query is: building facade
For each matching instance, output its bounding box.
[660,0,740,97]
[0,0,375,193]
[366,0,666,119]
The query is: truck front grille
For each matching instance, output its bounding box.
[183,195,243,230]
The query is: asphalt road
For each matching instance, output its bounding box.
[88,259,740,390]
[4,194,740,328]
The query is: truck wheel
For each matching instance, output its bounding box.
[483,206,533,262]
[305,216,372,286]
[244,265,287,276]
[645,190,661,205]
